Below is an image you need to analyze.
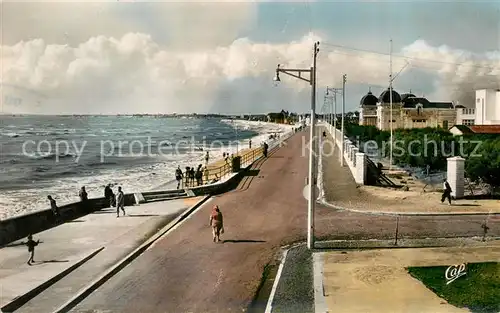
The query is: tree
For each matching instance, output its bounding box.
[465,138,500,187]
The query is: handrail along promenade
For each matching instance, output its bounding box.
[201,147,265,184]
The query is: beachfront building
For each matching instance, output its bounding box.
[452,89,500,127]
[359,88,457,130]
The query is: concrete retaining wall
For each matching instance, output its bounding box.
[0,195,135,247]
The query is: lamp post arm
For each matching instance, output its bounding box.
[277,68,312,84]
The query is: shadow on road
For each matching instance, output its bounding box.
[223,240,266,243]
[128,214,161,217]
[32,260,70,265]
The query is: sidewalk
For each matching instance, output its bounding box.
[0,197,203,313]
[316,240,500,313]
[318,125,500,215]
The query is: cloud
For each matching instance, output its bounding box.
[1,32,499,114]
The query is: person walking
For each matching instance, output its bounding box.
[195,164,203,186]
[116,186,126,217]
[204,166,209,185]
[209,205,224,243]
[249,139,252,149]
[25,234,40,265]
[441,179,452,205]
[79,186,89,212]
[189,167,195,186]
[47,195,61,222]
[104,184,114,207]
[263,142,268,158]
[175,166,184,189]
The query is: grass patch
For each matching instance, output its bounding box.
[407,262,500,313]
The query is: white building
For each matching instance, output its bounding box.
[455,107,475,125]
[474,89,500,125]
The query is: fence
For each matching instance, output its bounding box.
[200,128,296,185]
[320,121,367,184]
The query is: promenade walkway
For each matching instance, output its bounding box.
[69,131,311,313]
[319,125,500,215]
[0,197,202,313]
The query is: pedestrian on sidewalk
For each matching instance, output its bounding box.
[116,186,126,217]
[189,167,195,186]
[175,166,184,189]
[104,184,114,207]
[249,139,252,149]
[204,166,209,185]
[209,205,224,243]
[25,234,40,265]
[47,195,61,222]
[79,186,90,213]
[263,142,268,158]
[195,164,203,186]
[185,166,191,187]
[441,179,452,205]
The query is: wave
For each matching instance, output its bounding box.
[1,132,21,138]
[30,153,77,160]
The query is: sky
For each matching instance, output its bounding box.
[1,0,500,115]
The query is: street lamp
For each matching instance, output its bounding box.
[274,41,319,250]
[341,74,346,167]
[325,87,342,150]
[388,39,409,171]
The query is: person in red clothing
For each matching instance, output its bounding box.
[209,205,224,243]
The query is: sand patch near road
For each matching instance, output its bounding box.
[321,241,500,313]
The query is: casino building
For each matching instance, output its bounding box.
[358,88,458,130]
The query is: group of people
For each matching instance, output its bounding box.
[46,184,126,224]
[175,164,208,189]
[104,184,126,217]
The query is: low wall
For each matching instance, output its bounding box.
[0,195,135,247]
[321,122,367,185]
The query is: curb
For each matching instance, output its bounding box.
[314,237,500,250]
[318,198,500,216]
[51,195,212,313]
[1,247,104,313]
[312,252,328,313]
[264,249,288,313]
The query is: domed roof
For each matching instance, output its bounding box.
[360,91,378,107]
[400,93,416,101]
[379,88,401,103]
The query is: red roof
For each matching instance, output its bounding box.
[468,125,500,134]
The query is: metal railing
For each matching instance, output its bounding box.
[182,147,264,188]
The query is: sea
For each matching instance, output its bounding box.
[0,115,292,220]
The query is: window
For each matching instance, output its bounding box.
[462,119,475,125]
[412,119,426,123]
[443,120,448,129]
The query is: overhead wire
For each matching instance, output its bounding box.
[321,42,499,72]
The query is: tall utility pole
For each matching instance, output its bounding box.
[325,87,342,148]
[389,39,393,171]
[341,74,347,166]
[274,41,320,250]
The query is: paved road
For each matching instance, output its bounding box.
[71,131,311,313]
[68,130,499,313]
